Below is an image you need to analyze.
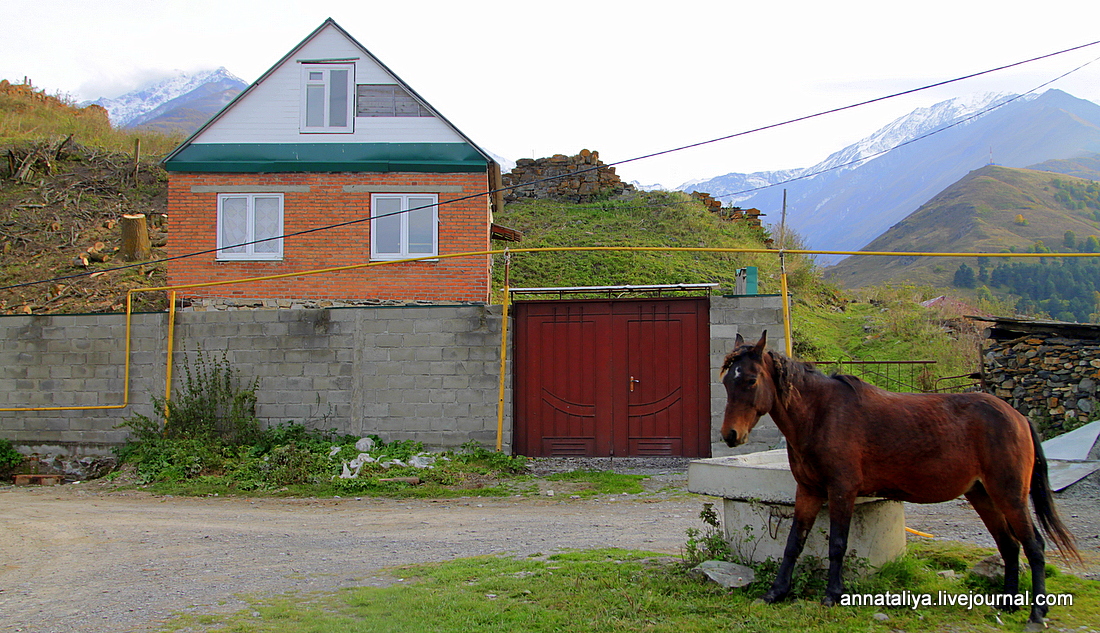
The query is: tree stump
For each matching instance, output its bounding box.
[119,213,151,262]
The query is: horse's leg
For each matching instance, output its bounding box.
[1011,514,1048,624]
[823,487,858,606]
[762,484,823,603]
[964,483,1020,611]
[987,485,1048,624]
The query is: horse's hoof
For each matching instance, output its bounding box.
[1002,603,1019,613]
[822,594,840,607]
[761,590,787,604]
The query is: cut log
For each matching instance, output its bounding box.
[86,248,110,263]
[119,214,151,262]
[71,254,89,268]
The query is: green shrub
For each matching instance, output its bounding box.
[117,349,260,458]
[449,440,528,474]
[0,439,25,475]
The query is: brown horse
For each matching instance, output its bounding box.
[720,332,1079,625]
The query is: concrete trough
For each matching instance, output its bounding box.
[688,450,905,568]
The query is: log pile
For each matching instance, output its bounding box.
[501,150,635,203]
[984,325,1100,437]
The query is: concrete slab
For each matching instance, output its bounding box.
[1042,420,1100,461]
[688,450,879,505]
[688,450,906,568]
[1047,459,1100,491]
[722,497,905,568]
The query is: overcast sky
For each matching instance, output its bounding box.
[5,0,1100,187]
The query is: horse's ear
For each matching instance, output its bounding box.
[754,331,767,355]
[735,333,746,348]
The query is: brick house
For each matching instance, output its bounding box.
[162,18,499,303]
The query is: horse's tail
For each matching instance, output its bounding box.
[1028,421,1082,563]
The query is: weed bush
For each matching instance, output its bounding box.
[112,353,532,496]
[116,349,260,455]
[0,438,24,475]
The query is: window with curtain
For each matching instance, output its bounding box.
[217,193,284,260]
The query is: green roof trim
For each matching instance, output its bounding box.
[163,143,489,173]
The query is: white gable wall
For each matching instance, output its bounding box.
[193,24,466,145]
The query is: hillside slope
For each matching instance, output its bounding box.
[825,165,1100,288]
[490,193,817,296]
[1,82,174,314]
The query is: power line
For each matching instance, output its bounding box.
[3,38,1100,295]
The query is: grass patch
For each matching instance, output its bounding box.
[160,545,1100,632]
[543,470,647,496]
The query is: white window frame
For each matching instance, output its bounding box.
[300,63,354,133]
[370,193,439,261]
[216,193,284,261]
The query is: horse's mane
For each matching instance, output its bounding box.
[721,346,865,406]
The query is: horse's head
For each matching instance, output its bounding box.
[720,331,776,447]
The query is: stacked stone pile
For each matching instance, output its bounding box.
[985,333,1100,436]
[690,191,723,213]
[502,149,634,203]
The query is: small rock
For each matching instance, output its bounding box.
[970,554,1004,580]
[872,612,890,621]
[688,560,756,589]
[937,570,958,579]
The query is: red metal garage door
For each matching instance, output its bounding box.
[513,297,710,457]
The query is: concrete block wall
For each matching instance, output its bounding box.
[708,295,786,455]
[0,312,171,455]
[1,295,781,458]
[0,304,508,455]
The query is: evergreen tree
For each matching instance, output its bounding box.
[953,263,976,289]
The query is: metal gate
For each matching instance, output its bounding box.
[513,297,711,457]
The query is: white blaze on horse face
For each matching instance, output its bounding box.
[732,366,742,381]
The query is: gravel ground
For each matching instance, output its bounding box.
[2,458,1098,633]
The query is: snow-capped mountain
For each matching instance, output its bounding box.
[678,89,1100,261]
[86,67,246,129]
[629,181,672,192]
[681,93,1024,201]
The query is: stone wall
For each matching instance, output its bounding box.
[984,324,1100,437]
[502,149,634,203]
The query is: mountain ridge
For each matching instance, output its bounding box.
[85,67,246,130]
[681,90,1100,261]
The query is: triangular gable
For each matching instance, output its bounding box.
[164,18,493,173]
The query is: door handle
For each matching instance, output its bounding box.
[629,376,640,392]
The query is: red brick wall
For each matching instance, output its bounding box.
[166,172,492,302]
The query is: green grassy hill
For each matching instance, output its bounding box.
[827,165,1100,289]
[490,194,818,297]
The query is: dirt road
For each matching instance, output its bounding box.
[1,481,702,633]
[2,477,1098,633]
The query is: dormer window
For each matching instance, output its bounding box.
[300,63,354,133]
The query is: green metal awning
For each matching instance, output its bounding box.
[163,142,489,173]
